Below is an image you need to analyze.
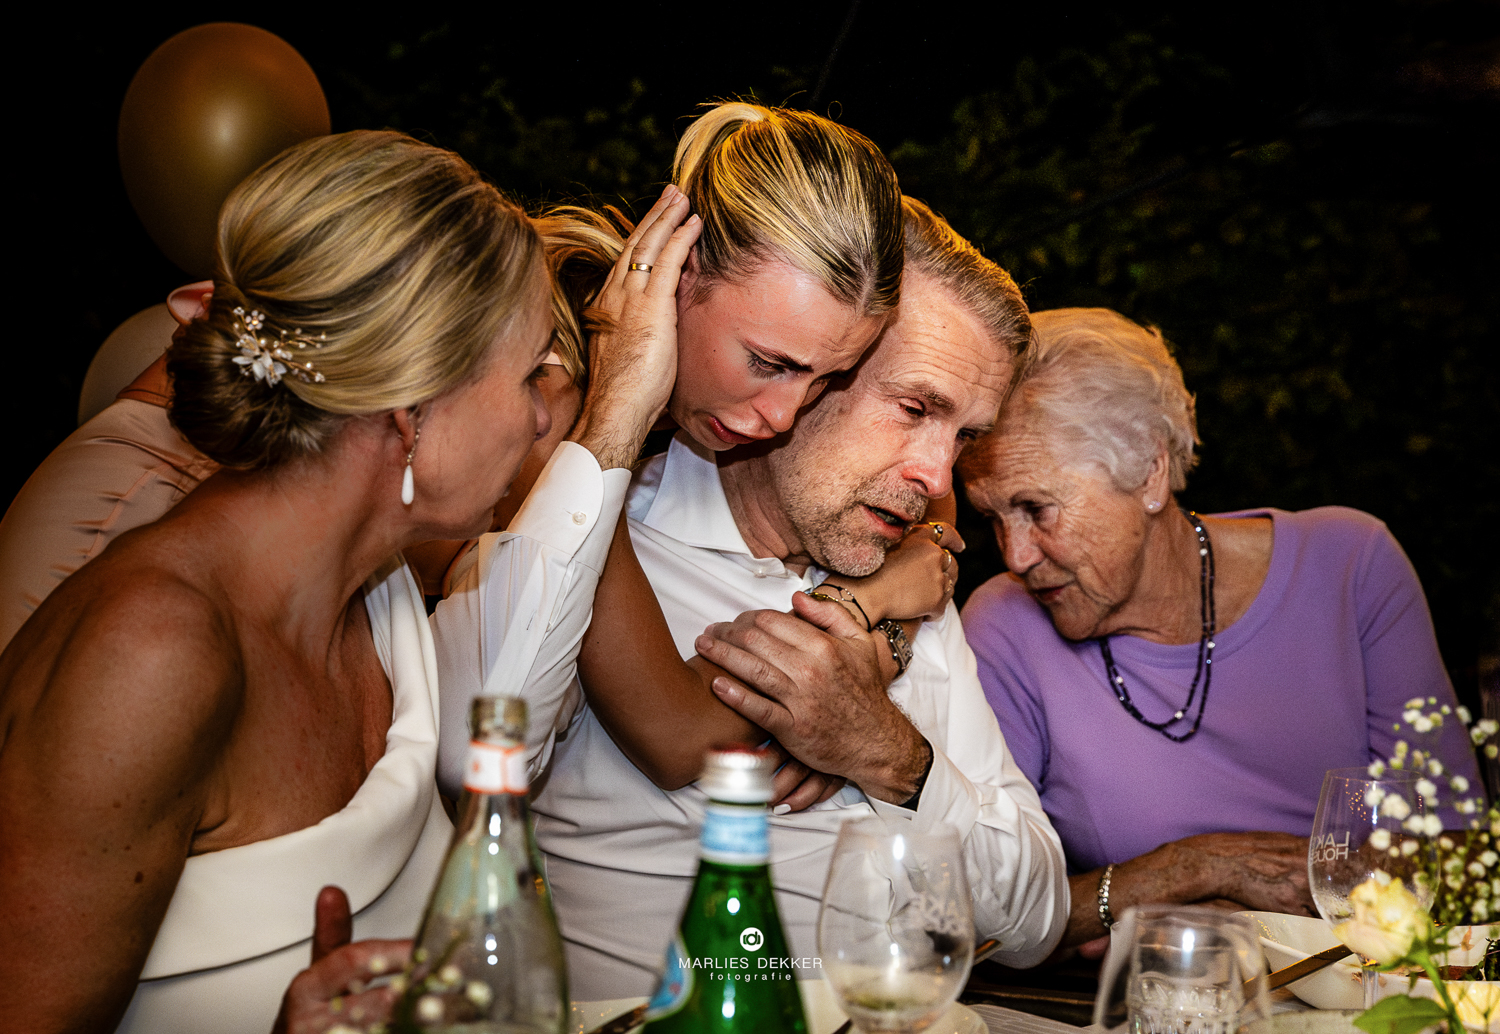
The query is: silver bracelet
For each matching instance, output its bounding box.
[1097,862,1117,931]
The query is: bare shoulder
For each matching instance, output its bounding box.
[0,536,244,788]
[0,536,244,1032]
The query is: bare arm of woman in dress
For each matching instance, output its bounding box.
[578,494,963,799]
[0,557,243,1029]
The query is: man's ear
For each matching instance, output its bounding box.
[167,281,215,326]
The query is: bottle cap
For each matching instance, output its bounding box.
[699,745,775,804]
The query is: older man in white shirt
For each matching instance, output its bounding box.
[496,203,1069,999]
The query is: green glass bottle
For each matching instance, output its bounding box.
[641,746,809,1034]
[390,696,567,1033]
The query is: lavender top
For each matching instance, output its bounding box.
[961,506,1480,874]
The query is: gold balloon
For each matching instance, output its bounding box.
[119,23,330,278]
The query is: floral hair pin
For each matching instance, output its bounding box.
[231,306,327,386]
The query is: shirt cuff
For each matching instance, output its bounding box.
[505,441,630,558]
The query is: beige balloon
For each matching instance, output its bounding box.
[119,23,330,278]
[78,305,177,425]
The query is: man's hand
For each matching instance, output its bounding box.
[697,593,929,805]
[273,886,412,1034]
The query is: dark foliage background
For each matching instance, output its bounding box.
[15,1,1499,698]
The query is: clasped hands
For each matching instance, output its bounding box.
[697,521,962,809]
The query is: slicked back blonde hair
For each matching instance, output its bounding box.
[902,197,1031,362]
[170,130,543,470]
[675,101,903,316]
[998,308,1200,492]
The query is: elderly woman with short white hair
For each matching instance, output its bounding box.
[958,306,1479,954]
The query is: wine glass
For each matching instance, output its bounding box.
[1094,905,1270,1034]
[1308,766,1430,1008]
[818,816,975,1033]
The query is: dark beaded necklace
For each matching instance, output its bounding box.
[1098,508,1216,743]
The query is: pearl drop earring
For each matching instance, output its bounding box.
[401,428,421,506]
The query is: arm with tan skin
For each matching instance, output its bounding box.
[580,517,963,799]
[1062,832,1315,958]
[0,571,240,1032]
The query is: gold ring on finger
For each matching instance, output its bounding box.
[942,549,954,571]
[929,522,945,541]
[628,262,654,273]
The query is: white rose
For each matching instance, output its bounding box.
[1449,981,1500,1031]
[1333,876,1432,965]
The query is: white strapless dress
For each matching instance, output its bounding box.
[115,557,452,1034]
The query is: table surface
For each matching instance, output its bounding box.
[570,971,1097,1034]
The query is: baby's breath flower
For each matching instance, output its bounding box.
[1448,873,1465,890]
[1405,816,1427,834]
[1470,861,1487,878]
[1439,835,1456,851]
[1452,775,1471,794]
[1382,794,1413,820]
[1486,744,1498,760]
[1395,741,1410,756]
[1428,758,1444,775]
[1459,799,1479,814]
[417,995,444,1022]
[439,964,462,987]
[1406,697,1427,710]
[1481,851,1497,868]
[1446,856,1465,874]
[1368,759,1388,777]
[1402,839,1420,856]
[1416,778,1438,798]
[1457,705,1473,725]
[1370,829,1392,851]
[1480,719,1499,736]
[1423,814,1443,837]
[1475,899,1492,921]
[1366,785,1388,807]
[368,955,389,975]
[1404,708,1423,724]
[1413,716,1434,733]
[390,974,408,995]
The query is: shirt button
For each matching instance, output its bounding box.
[572,511,587,525]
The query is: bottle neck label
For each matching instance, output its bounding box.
[464,740,527,795]
[700,802,769,865]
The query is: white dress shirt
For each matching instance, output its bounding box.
[432,441,631,796]
[530,436,1068,999]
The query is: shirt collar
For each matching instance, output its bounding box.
[638,434,796,580]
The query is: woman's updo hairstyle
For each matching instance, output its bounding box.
[1009,308,1200,492]
[674,101,903,317]
[170,130,543,470]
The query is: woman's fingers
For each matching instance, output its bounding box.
[310,885,353,964]
[642,213,703,301]
[613,185,690,290]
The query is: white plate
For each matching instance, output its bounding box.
[1238,911,1492,1014]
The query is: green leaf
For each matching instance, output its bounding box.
[1353,995,1453,1034]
